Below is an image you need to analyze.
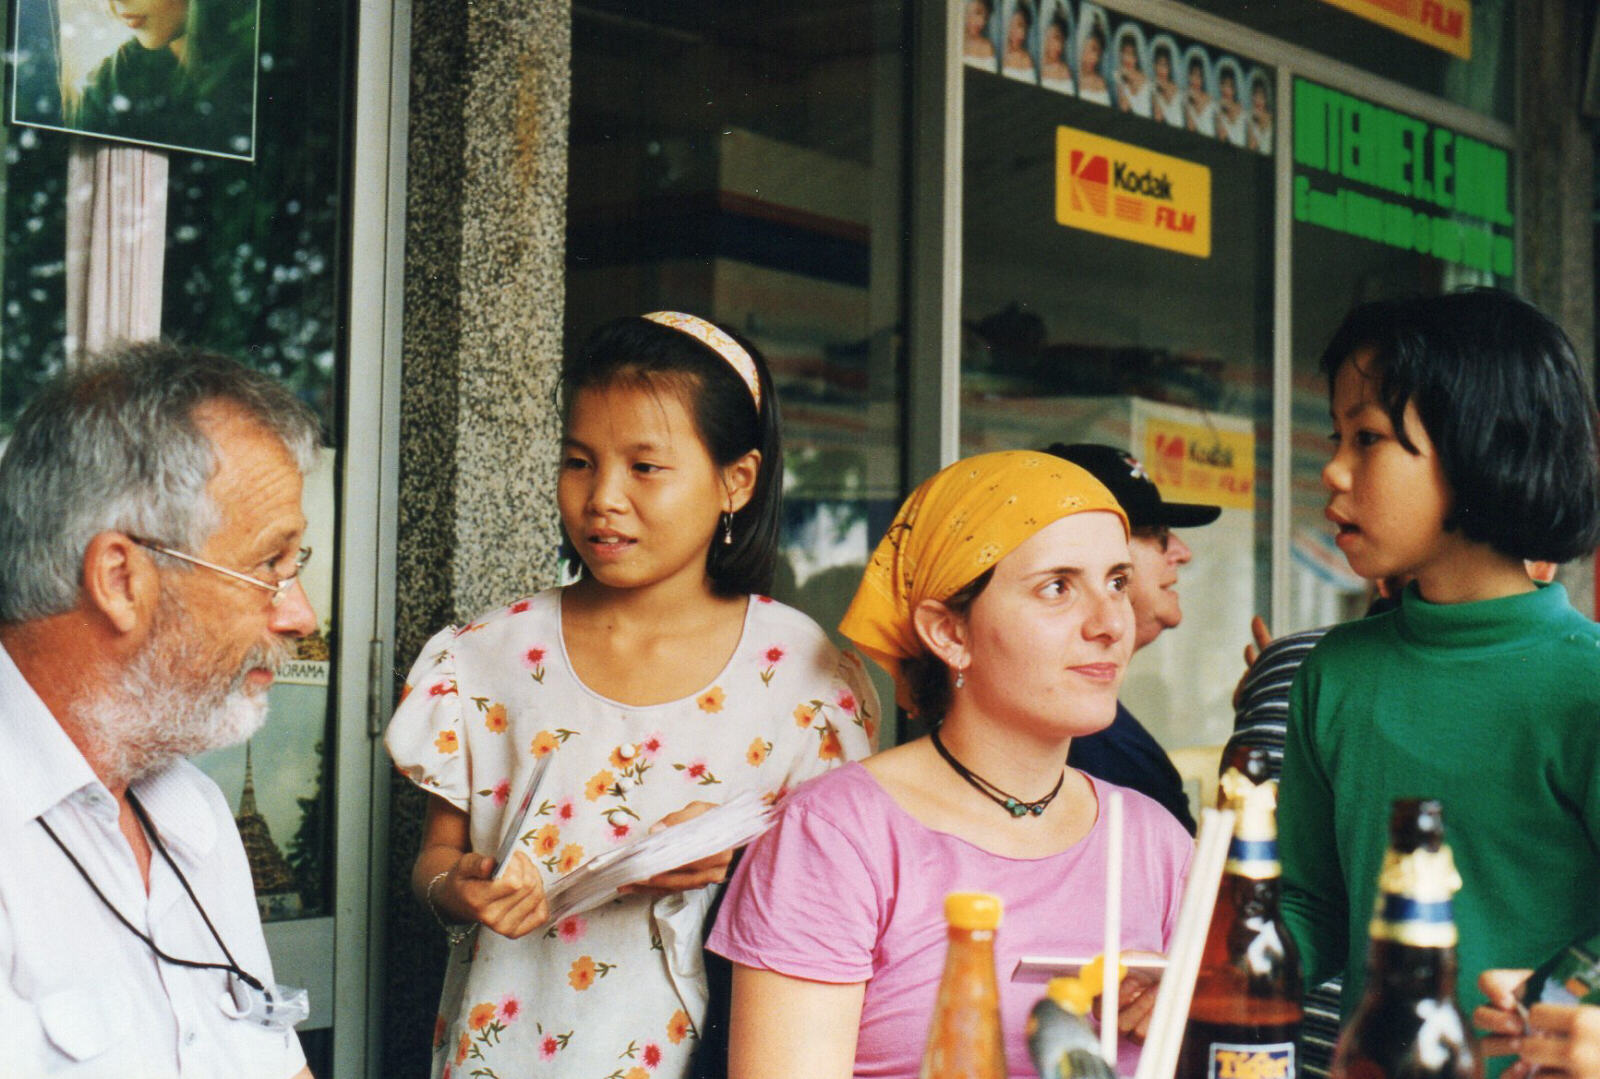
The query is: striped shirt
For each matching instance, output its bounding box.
[1225,627,1341,1079]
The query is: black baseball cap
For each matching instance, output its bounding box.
[1043,442,1222,529]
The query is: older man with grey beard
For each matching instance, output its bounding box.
[0,342,319,1078]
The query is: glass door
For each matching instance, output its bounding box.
[0,0,406,1071]
[958,1,1277,752]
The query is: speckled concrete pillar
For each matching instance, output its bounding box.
[1517,0,1596,618]
[385,1,570,1071]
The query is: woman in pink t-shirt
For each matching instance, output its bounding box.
[708,451,1193,1078]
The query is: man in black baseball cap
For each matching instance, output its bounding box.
[1044,442,1222,834]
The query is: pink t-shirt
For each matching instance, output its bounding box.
[707,761,1193,1079]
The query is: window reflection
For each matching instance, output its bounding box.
[961,39,1274,751]
[0,0,351,921]
[565,0,908,696]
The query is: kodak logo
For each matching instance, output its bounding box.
[1113,163,1174,200]
[1069,151,1110,215]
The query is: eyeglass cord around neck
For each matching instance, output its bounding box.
[38,791,264,991]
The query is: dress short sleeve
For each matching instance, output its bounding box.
[385,624,472,811]
[778,647,880,792]
[707,792,882,984]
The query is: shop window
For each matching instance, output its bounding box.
[1191,0,1513,123]
[565,0,909,714]
[961,2,1276,753]
[0,0,353,1066]
[1286,76,1507,631]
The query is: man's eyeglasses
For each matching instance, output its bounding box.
[132,538,311,607]
[1131,525,1172,553]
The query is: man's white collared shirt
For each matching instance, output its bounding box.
[0,643,307,1078]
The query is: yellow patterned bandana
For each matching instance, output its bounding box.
[839,450,1127,713]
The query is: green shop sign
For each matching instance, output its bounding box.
[1293,78,1513,276]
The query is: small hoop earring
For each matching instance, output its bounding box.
[954,669,965,689]
[721,512,734,546]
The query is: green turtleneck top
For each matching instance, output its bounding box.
[1280,582,1600,1019]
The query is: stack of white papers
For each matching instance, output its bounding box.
[543,790,779,924]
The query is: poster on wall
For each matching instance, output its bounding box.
[1133,400,1253,511]
[195,446,337,921]
[1055,125,1213,257]
[1314,0,1470,59]
[961,0,1276,157]
[999,0,1039,83]
[1292,77,1513,276]
[1125,399,1256,751]
[9,0,261,160]
[963,0,999,70]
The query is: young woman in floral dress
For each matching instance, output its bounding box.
[386,313,877,1079]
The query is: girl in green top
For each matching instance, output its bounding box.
[1277,288,1600,1024]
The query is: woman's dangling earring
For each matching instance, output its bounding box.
[954,668,966,689]
[721,511,734,546]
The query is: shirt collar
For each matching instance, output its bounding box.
[0,640,104,829]
[0,641,219,858]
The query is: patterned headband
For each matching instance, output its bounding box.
[641,311,762,411]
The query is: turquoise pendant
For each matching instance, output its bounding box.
[1005,799,1027,817]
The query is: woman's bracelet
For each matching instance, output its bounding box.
[425,868,474,948]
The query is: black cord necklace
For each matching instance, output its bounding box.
[38,791,264,991]
[931,726,1065,819]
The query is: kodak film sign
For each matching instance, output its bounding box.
[1315,0,1470,60]
[1055,127,1211,258]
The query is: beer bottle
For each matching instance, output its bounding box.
[1176,746,1303,1079]
[921,891,1008,1079]
[1027,977,1115,1079]
[1330,798,1479,1079]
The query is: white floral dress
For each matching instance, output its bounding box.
[386,589,878,1079]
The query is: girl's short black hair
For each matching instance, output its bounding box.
[901,569,994,722]
[1319,288,1600,563]
[562,315,783,596]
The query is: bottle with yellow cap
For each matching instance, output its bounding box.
[1330,798,1478,1079]
[1176,745,1303,1079]
[1027,976,1117,1079]
[921,892,1007,1079]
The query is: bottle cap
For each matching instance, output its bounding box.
[1046,976,1096,1015]
[1080,952,1128,992]
[945,891,1003,930]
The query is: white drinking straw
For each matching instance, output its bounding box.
[1133,807,1235,1079]
[1101,790,1124,1066]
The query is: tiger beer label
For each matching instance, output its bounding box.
[1220,767,1280,879]
[1370,846,1462,947]
[1207,1041,1296,1079]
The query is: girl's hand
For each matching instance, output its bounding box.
[1089,950,1163,1043]
[1472,966,1600,1075]
[1514,1004,1600,1079]
[445,850,549,939]
[1474,968,1600,1079]
[1113,952,1163,1041]
[617,800,736,897]
[1474,968,1531,1042]
[1232,615,1274,709]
